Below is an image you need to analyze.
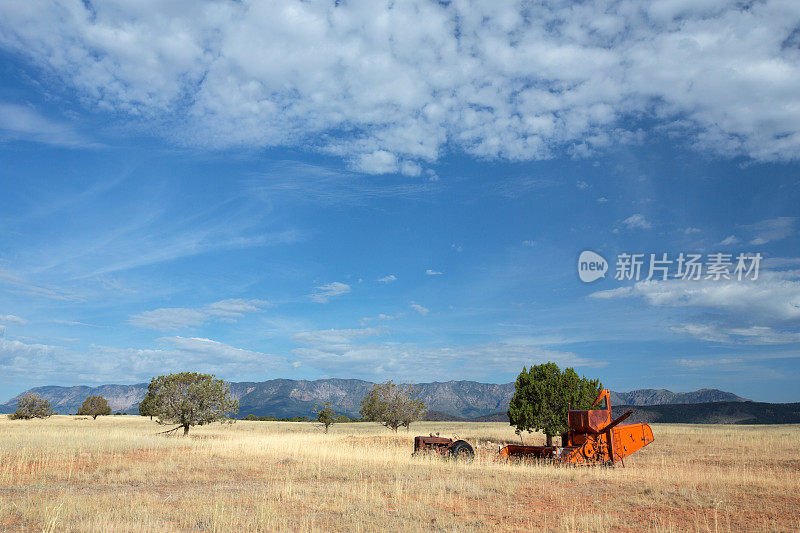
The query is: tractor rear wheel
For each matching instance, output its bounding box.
[449,440,475,461]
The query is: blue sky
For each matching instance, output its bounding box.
[0,1,799,402]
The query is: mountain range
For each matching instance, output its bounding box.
[0,378,748,418]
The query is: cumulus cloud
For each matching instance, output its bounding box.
[309,282,351,303]
[2,1,797,172]
[129,299,270,330]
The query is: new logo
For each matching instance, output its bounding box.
[578,250,608,283]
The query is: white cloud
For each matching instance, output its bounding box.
[576,180,590,190]
[309,282,351,303]
[3,2,797,170]
[409,303,429,315]
[621,213,652,230]
[0,103,95,147]
[129,299,270,330]
[360,312,403,324]
[292,327,382,345]
[451,243,463,252]
[597,197,608,203]
[292,339,604,381]
[377,274,397,283]
[746,217,796,245]
[0,314,27,326]
[719,235,739,245]
[591,273,800,324]
[159,336,285,370]
[522,240,536,247]
[355,151,399,175]
[425,269,442,275]
[671,323,800,345]
[684,227,701,235]
[0,335,288,384]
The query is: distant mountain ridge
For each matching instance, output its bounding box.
[0,378,748,418]
[609,388,746,406]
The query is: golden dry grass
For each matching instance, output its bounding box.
[1,416,798,532]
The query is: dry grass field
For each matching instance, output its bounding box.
[0,416,798,532]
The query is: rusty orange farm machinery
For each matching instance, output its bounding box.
[413,434,475,460]
[498,389,654,465]
[413,389,654,465]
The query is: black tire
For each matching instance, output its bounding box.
[449,440,475,461]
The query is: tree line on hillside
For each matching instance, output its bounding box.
[9,363,600,443]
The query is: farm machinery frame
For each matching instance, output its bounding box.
[414,389,654,465]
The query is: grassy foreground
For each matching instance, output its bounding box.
[0,416,798,532]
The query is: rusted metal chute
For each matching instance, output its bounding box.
[498,389,654,465]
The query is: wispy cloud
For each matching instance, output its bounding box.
[129,299,270,330]
[671,323,800,345]
[425,269,442,276]
[0,103,96,148]
[309,282,351,304]
[409,303,429,315]
[292,338,604,381]
[621,213,652,230]
[590,273,800,324]
[250,161,438,206]
[746,217,796,245]
[292,327,383,345]
[0,314,27,326]
[377,274,397,283]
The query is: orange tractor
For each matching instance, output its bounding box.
[499,389,654,465]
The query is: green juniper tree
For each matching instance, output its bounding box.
[77,395,112,419]
[147,372,239,435]
[9,393,54,420]
[360,380,426,432]
[138,380,158,420]
[507,362,601,446]
[312,401,339,433]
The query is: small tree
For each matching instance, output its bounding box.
[148,372,238,435]
[77,395,112,419]
[507,362,601,446]
[138,380,158,420]
[360,380,426,432]
[9,393,54,420]
[312,401,338,433]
